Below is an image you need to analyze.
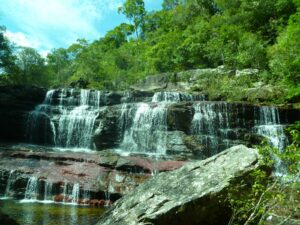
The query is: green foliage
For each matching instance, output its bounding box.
[227,120,300,225]
[279,121,300,174]
[227,169,272,225]
[0,26,18,77]
[15,47,48,86]
[0,0,299,98]
[269,8,300,84]
[118,0,146,38]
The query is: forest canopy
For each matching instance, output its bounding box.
[0,0,300,90]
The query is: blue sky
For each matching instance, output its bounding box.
[0,0,162,56]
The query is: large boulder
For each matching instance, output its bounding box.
[97,145,261,225]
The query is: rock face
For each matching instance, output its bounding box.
[130,67,233,92]
[97,145,261,225]
[0,85,46,143]
[0,146,185,203]
[19,89,299,159]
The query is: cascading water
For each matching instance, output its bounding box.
[62,181,68,203]
[26,89,102,150]
[3,170,15,198]
[254,106,288,151]
[120,103,168,154]
[56,89,101,149]
[44,181,53,202]
[26,94,56,145]
[23,177,38,201]
[71,183,80,204]
[191,102,233,155]
[152,91,205,102]
[253,106,288,174]
[119,92,206,154]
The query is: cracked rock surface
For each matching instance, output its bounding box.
[97,145,261,225]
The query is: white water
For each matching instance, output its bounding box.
[1,170,15,199]
[152,91,197,102]
[26,89,102,150]
[44,181,53,201]
[254,107,287,151]
[23,177,38,201]
[191,102,231,154]
[71,183,80,204]
[120,103,168,154]
[253,106,288,174]
[56,89,101,149]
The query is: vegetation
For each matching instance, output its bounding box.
[0,0,299,104]
[227,121,300,225]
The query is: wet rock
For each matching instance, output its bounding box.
[165,131,193,156]
[0,147,186,201]
[0,85,46,143]
[94,106,121,149]
[167,102,194,132]
[97,145,261,225]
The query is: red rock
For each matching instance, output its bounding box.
[54,194,64,202]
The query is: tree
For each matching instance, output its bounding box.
[118,0,146,38]
[16,47,47,85]
[0,26,17,75]
[46,48,72,85]
[162,0,181,10]
[269,8,300,84]
[101,23,134,50]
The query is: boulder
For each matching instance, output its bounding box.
[97,145,261,225]
[235,68,259,77]
[130,73,170,92]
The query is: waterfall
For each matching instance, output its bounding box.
[191,102,232,154]
[254,106,287,151]
[3,170,15,198]
[44,181,53,201]
[83,185,90,203]
[152,91,205,102]
[71,183,80,204]
[24,177,38,201]
[120,103,168,154]
[26,105,56,145]
[26,89,102,150]
[62,181,68,203]
[56,89,100,149]
[253,106,288,174]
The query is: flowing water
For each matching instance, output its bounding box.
[253,106,288,174]
[253,106,288,151]
[26,89,101,150]
[191,102,235,155]
[23,177,39,201]
[120,103,168,154]
[1,89,295,224]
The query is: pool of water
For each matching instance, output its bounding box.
[0,199,105,225]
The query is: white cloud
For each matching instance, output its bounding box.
[1,0,126,51]
[1,0,161,52]
[4,30,41,49]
